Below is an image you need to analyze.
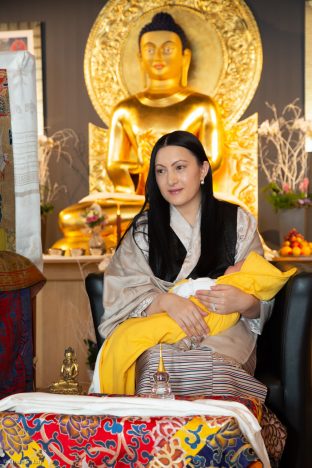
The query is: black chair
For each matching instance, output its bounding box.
[85,265,312,468]
[255,262,312,467]
[85,272,105,350]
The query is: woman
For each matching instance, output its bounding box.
[91,130,289,464]
[91,130,275,401]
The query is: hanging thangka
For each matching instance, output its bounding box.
[0,68,14,250]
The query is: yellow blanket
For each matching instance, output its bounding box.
[98,252,296,394]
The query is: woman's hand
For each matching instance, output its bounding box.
[146,293,209,337]
[195,284,260,319]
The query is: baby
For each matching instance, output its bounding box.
[169,261,244,348]
[170,260,244,311]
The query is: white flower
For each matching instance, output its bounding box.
[258,119,281,137]
[291,117,307,131]
[258,120,270,136]
[258,100,310,194]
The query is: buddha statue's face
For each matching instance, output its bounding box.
[139,30,187,81]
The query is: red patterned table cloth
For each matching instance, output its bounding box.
[0,396,263,467]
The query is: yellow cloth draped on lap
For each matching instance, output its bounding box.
[98,252,296,394]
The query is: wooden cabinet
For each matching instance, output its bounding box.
[35,255,103,389]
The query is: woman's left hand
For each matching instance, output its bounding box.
[195,284,260,319]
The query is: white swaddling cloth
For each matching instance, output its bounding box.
[170,277,216,298]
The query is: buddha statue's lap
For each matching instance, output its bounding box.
[55,13,224,251]
[107,90,223,193]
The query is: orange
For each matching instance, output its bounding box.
[279,246,292,256]
[301,245,311,256]
[292,246,301,256]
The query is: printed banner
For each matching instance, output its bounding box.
[0,51,42,269]
[0,68,14,250]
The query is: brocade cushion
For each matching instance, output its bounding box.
[0,251,45,292]
[0,252,45,397]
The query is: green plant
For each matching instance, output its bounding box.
[40,201,54,216]
[262,182,312,211]
[84,338,98,371]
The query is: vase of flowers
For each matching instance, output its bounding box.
[83,203,108,255]
[258,100,312,241]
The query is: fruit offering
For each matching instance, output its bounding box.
[279,228,312,257]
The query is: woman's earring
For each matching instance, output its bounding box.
[200,179,205,185]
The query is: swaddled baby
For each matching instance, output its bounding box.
[170,262,244,337]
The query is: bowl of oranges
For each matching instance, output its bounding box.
[279,228,312,257]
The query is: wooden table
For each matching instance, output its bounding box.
[35,255,105,389]
[272,255,312,262]
[272,256,312,272]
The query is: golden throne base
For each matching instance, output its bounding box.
[53,197,145,254]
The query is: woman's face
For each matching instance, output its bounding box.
[155,145,209,217]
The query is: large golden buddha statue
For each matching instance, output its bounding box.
[55,2,262,252]
[56,13,224,251]
[106,12,223,194]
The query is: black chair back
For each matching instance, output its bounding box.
[255,267,312,468]
[85,272,105,349]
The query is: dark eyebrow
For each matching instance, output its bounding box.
[142,40,177,49]
[142,42,156,48]
[155,159,188,168]
[162,41,177,47]
[172,159,188,165]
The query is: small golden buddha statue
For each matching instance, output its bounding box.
[49,347,82,395]
[55,12,224,251]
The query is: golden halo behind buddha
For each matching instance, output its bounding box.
[84,0,262,128]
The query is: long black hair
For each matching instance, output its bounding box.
[124,130,235,280]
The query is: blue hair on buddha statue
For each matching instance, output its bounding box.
[138,12,189,50]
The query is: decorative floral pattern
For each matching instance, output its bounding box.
[0,396,285,467]
[261,405,287,465]
[0,413,32,456]
[59,415,101,443]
